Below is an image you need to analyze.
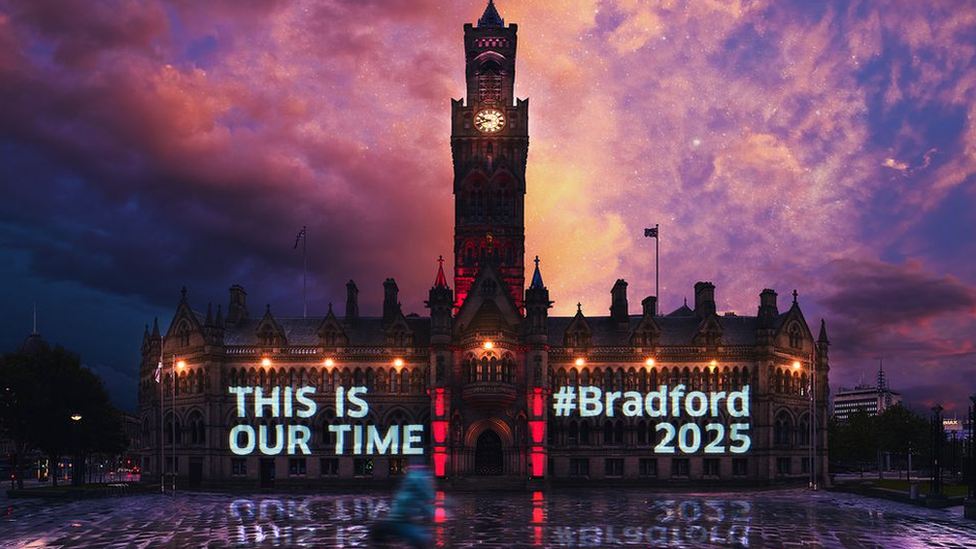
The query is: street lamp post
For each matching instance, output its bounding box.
[966,394,976,520]
[970,394,975,499]
[172,357,185,493]
[807,350,818,491]
[70,413,82,486]
[932,404,944,497]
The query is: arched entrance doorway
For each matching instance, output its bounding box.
[474,430,503,475]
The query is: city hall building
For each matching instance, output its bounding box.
[138,1,830,488]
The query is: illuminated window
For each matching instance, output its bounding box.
[354,458,374,477]
[390,458,407,476]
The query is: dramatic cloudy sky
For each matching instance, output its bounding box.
[1,0,974,413]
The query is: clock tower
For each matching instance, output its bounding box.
[452,0,528,312]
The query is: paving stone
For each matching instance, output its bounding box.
[1,489,974,548]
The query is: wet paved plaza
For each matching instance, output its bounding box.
[1,488,974,548]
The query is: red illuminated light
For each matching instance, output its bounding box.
[435,388,445,417]
[532,506,544,524]
[433,451,447,477]
[531,392,544,417]
[530,451,544,477]
[432,421,448,444]
[529,421,545,444]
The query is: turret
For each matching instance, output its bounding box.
[427,256,454,336]
[524,256,552,337]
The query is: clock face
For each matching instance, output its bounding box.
[474,109,506,133]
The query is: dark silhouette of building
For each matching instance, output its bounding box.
[137,1,829,487]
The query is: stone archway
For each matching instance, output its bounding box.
[474,430,503,475]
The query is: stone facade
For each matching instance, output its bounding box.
[137,1,830,488]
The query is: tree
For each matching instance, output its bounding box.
[876,404,930,466]
[829,405,932,477]
[0,344,125,487]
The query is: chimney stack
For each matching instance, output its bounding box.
[693,281,716,318]
[758,288,778,323]
[345,280,360,322]
[642,296,657,318]
[227,284,248,325]
[610,279,629,324]
[383,278,401,324]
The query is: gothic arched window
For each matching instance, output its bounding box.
[789,324,802,348]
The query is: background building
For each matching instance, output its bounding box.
[832,362,901,422]
[138,1,830,489]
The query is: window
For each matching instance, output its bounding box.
[789,325,802,348]
[354,458,374,477]
[320,458,339,477]
[604,458,623,477]
[569,458,589,477]
[732,458,748,477]
[390,458,407,476]
[703,458,720,478]
[289,458,306,476]
[639,458,657,478]
[671,458,689,478]
[478,65,502,103]
[568,422,578,445]
[777,458,792,476]
[774,413,793,446]
[231,458,247,476]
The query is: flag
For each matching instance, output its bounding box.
[294,226,306,249]
[154,359,163,383]
[644,227,658,238]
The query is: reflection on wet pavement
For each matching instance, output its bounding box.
[1,488,973,548]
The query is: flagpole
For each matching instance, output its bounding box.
[303,225,307,319]
[159,350,164,494]
[172,354,176,494]
[655,223,659,315]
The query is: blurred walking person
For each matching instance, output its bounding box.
[371,457,435,548]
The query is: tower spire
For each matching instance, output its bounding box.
[478,0,504,28]
[32,302,37,334]
[818,318,829,343]
[529,256,544,289]
[434,255,449,288]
